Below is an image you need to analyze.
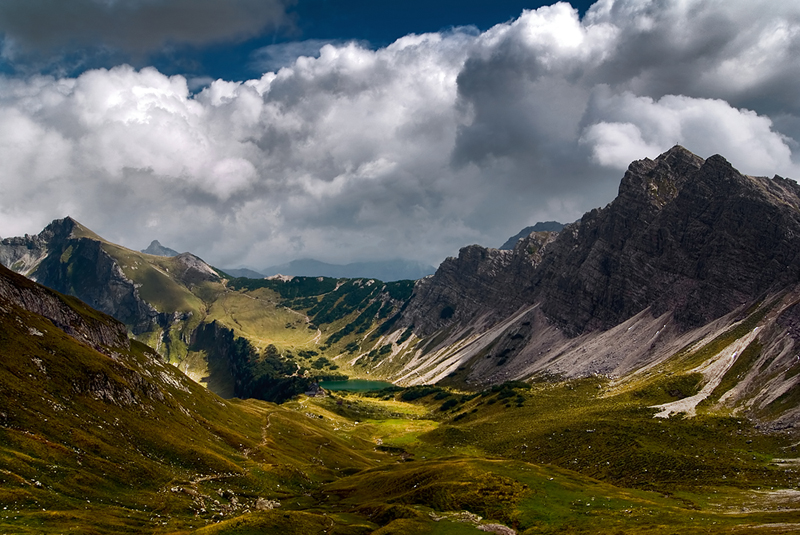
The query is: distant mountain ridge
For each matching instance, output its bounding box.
[222,267,267,279]
[499,221,565,249]
[262,258,436,281]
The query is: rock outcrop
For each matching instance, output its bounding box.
[499,221,565,250]
[399,231,558,337]
[0,263,129,351]
[534,146,800,335]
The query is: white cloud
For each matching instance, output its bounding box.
[1,0,800,269]
[581,90,796,175]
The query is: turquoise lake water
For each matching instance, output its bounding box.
[318,379,395,391]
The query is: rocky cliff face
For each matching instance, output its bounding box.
[0,263,129,352]
[402,146,800,340]
[534,147,800,335]
[398,230,558,337]
[389,147,800,424]
[32,234,161,333]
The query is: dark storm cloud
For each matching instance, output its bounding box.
[0,0,292,53]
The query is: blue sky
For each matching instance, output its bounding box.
[0,0,594,81]
[0,1,799,269]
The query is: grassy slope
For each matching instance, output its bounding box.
[2,286,800,533]
[0,296,383,534]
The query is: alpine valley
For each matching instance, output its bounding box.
[2,146,800,534]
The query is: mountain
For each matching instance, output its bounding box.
[221,267,265,278]
[0,218,414,401]
[0,217,219,337]
[141,239,179,257]
[5,147,800,533]
[262,258,436,282]
[499,221,565,249]
[385,146,800,424]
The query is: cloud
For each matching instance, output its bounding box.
[249,40,349,72]
[0,0,293,65]
[0,0,799,269]
[580,89,794,175]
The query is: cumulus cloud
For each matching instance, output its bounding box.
[1,0,799,269]
[582,91,795,175]
[249,40,349,72]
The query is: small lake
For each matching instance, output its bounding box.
[318,379,396,392]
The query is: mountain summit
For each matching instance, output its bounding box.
[141,239,179,257]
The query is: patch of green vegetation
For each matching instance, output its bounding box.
[631,373,705,404]
[227,276,339,298]
[400,386,448,402]
[384,280,415,301]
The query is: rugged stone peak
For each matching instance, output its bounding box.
[617,145,704,211]
[401,146,800,343]
[536,148,800,335]
[141,239,179,257]
[0,217,81,276]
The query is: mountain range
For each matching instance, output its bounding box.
[260,258,437,282]
[2,146,800,533]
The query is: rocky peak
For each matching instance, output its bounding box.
[401,146,800,344]
[141,240,179,257]
[617,145,704,210]
[0,217,80,276]
[534,148,800,335]
[173,253,220,286]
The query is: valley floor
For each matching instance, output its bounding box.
[3,378,800,534]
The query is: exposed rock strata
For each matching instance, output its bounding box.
[402,146,800,340]
[535,147,800,335]
[0,263,129,351]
